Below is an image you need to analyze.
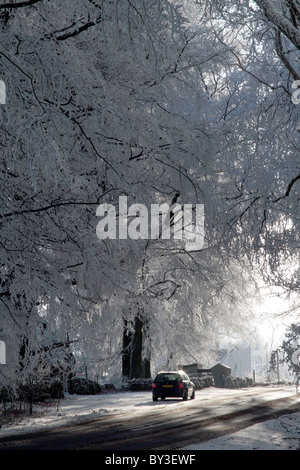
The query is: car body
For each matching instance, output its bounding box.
[152,370,195,401]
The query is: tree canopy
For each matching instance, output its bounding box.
[0,0,299,387]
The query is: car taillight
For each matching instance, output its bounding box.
[179,382,183,389]
[153,383,156,389]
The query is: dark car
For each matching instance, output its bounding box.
[152,370,195,401]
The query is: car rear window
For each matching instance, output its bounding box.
[155,373,181,382]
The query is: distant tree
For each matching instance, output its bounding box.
[270,323,300,376]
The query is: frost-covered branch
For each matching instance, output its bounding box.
[275,31,300,81]
[255,0,300,49]
[288,0,300,24]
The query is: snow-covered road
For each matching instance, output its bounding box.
[0,385,299,450]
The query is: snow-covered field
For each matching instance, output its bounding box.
[0,386,299,450]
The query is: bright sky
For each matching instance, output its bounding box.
[253,286,299,349]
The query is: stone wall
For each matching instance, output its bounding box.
[127,378,153,391]
[189,373,215,389]
[223,375,253,388]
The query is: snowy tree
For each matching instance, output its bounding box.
[0,0,286,388]
[270,322,300,380]
[190,1,300,301]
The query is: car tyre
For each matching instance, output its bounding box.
[153,396,158,402]
[191,389,195,399]
[183,390,188,401]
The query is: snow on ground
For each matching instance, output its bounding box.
[182,411,300,450]
[0,385,299,450]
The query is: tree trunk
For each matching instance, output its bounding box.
[129,316,143,379]
[122,320,132,378]
[143,358,151,378]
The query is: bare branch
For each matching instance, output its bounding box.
[274,172,300,202]
[56,16,101,41]
[0,0,42,9]
[0,189,114,219]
